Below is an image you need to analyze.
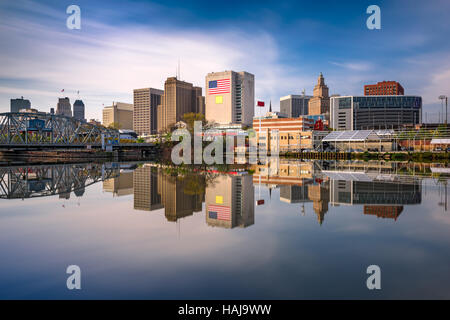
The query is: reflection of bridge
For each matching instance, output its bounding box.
[0,163,120,199]
[0,112,119,147]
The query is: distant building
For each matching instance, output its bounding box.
[56,97,72,117]
[280,94,312,117]
[50,108,55,114]
[205,70,255,127]
[364,81,404,96]
[10,97,31,113]
[133,88,163,136]
[102,102,134,129]
[157,77,204,132]
[330,95,422,130]
[88,119,101,126]
[73,99,85,122]
[308,73,330,117]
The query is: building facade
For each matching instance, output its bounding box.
[280,94,312,117]
[252,116,328,151]
[102,102,134,129]
[133,88,164,136]
[10,97,31,113]
[364,81,404,96]
[73,99,85,122]
[157,77,204,132]
[308,73,330,117]
[205,71,255,127]
[330,95,422,130]
[56,97,72,117]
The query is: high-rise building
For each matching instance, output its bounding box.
[280,94,312,117]
[364,81,404,96]
[205,71,255,127]
[157,77,204,132]
[308,73,330,117]
[133,88,163,135]
[102,102,134,129]
[73,99,85,122]
[56,97,72,117]
[330,95,422,130]
[10,97,31,113]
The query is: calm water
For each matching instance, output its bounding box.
[0,160,449,299]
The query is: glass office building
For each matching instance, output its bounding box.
[330,96,422,130]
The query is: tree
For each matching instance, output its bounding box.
[108,122,121,130]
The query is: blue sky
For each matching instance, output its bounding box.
[0,0,449,121]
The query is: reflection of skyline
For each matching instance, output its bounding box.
[3,160,446,227]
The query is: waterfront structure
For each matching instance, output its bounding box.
[133,88,164,136]
[280,94,312,117]
[363,206,403,221]
[205,71,255,127]
[205,174,254,229]
[157,77,204,132]
[102,102,134,130]
[73,99,85,122]
[10,97,31,113]
[56,97,72,117]
[308,73,330,117]
[364,81,404,96]
[322,130,396,152]
[330,95,422,130]
[252,116,328,151]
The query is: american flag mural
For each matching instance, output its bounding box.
[208,79,231,95]
[208,205,231,221]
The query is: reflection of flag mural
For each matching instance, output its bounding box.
[208,205,231,221]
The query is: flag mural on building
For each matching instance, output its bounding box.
[208,205,231,221]
[208,79,231,95]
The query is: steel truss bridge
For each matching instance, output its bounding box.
[0,112,119,147]
[0,163,120,199]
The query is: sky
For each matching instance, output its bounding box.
[0,0,449,122]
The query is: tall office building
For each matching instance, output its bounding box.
[330,95,422,130]
[157,77,204,132]
[308,73,330,116]
[205,70,255,127]
[103,172,134,197]
[56,97,72,117]
[10,97,31,113]
[73,99,85,122]
[102,102,134,129]
[364,81,404,96]
[133,88,163,135]
[280,94,312,117]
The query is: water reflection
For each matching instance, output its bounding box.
[1,160,448,227]
[1,159,450,299]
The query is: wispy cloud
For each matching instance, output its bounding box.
[330,61,373,72]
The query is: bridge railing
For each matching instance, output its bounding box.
[0,112,119,146]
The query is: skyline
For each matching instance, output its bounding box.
[1,0,449,121]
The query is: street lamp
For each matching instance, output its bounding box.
[439,95,448,125]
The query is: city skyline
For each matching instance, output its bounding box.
[1,0,449,122]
